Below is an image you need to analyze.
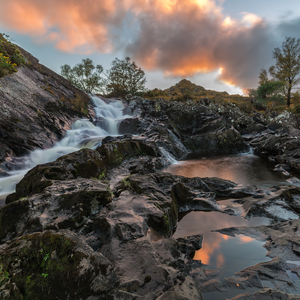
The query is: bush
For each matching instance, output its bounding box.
[237,100,255,114]
[0,33,25,77]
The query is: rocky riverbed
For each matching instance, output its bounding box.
[1,70,300,298]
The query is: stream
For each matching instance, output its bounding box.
[0,96,132,205]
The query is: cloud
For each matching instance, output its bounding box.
[125,1,278,90]
[0,0,122,53]
[0,0,287,90]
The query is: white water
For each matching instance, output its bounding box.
[0,96,131,199]
[159,147,177,164]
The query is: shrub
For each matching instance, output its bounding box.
[0,33,25,77]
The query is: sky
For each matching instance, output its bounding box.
[1,0,300,95]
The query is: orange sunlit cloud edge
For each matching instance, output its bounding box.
[0,0,277,90]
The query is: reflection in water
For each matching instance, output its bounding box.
[164,153,291,187]
[174,211,271,278]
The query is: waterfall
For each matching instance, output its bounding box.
[0,96,131,198]
[159,147,177,165]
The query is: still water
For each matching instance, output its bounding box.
[167,153,300,298]
[164,152,292,187]
[174,211,271,278]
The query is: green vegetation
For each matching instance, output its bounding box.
[0,264,9,284]
[0,231,96,299]
[251,37,300,107]
[0,33,25,77]
[61,56,146,97]
[121,176,132,190]
[98,169,106,180]
[60,58,105,94]
[269,37,300,106]
[106,57,146,97]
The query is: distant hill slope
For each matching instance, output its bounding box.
[145,79,244,103]
[0,43,93,165]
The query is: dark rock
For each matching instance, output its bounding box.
[97,138,160,168]
[118,117,142,135]
[2,178,112,242]
[0,199,30,241]
[0,56,93,163]
[183,126,249,155]
[177,234,203,258]
[250,126,300,172]
[0,230,118,299]
[6,148,106,202]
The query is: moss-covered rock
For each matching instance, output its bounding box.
[0,230,118,300]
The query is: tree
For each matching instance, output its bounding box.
[106,57,146,97]
[269,37,300,106]
[257,81,285,108]
[60,58,105,94]
[257,81,284,100]
[258,68,269,86]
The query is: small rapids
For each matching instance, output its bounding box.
[0,96,131,200]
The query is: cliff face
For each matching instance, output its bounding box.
[0,47,93,165]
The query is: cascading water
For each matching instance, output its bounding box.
[0,96,131,200]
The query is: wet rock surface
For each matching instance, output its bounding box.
[250,125,300,173]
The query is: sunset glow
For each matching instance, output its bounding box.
[239,236,255,243]
[194,234,230,264]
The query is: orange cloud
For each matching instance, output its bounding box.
[216,254,225,269]
[0,0,276,89]
[239,236,254,243]
[194,233,230,264]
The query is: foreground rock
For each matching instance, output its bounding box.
[4,134,300,298]
[0,138,251,299]
[0,230,117,299]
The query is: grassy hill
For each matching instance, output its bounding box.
[143,79,254,113]
[144,79,245,102]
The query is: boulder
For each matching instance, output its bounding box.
[0,230,118,300]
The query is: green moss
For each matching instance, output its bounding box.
[164,214,169,227]
[98,169,106,180]
[119,176,133,192]
[1,232,86,298]
[0,264,9,284]
[0,230,116,299]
